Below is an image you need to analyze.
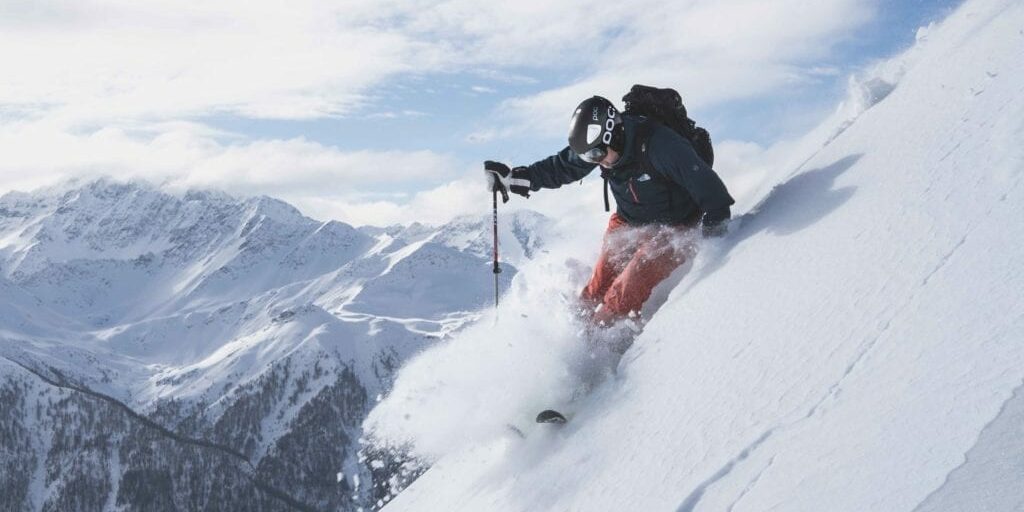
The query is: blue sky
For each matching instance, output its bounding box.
[0,0,963,225]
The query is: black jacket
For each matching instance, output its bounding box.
[522,115,735,226]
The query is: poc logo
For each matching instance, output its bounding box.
[602,107,616,144]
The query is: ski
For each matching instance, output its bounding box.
[535,409,567,424]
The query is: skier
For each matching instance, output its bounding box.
[485,95,734,332]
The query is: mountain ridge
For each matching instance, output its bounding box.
[0,176,546,511]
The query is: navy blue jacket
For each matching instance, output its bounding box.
[521,115,735,226]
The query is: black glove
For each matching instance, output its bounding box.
[701,207,731,238]
[484,161,531,203]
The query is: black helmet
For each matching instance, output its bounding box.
[568,96,621,164]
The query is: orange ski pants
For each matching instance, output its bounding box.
[581,213,695,324]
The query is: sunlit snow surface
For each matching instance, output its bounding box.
[371,1,1024,510]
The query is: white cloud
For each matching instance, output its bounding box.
[476,0,877,138]
[365,110,428,120]
[0,1,424,123]
[0,120,460,225]
[304,167,610,228]
[1,0,876,127]
[312,178,484,226]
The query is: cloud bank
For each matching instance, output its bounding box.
[0,0,879,226]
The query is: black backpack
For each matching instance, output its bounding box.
[622,84,714,167]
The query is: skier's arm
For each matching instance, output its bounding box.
[648,128,735,220]
[520,146,597,191]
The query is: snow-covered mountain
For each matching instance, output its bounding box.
[0,178,547,511]
[367,1,1024,511]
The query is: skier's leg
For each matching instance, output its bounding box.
[570,214,635,397]
[569,217,662,399]
[579,213,633,313]
[594,226,696,327]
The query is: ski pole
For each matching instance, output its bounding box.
[492,188,501,308]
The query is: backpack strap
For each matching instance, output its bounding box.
[601,170,611,212]
[633,118,657,172]
[603,178,609,212]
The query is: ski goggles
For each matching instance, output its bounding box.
[577,145,608,164]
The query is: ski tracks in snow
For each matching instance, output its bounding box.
[725,456,777,512]
[675,430,774,512]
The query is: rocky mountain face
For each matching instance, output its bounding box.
[0,179,547,511]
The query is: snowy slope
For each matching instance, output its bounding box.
[370,1,1024,510]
